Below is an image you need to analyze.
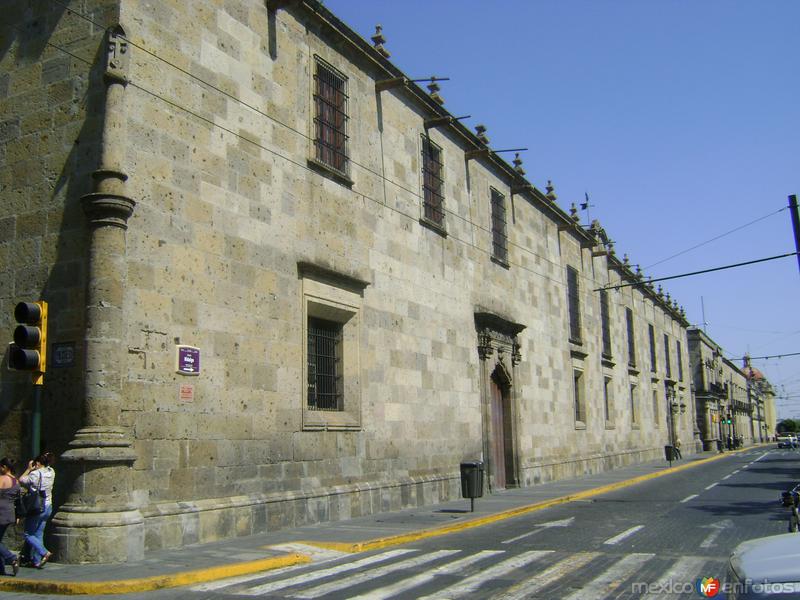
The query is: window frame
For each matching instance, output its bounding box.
[625,307,636,368]
[490,187,509,265]
[567,266,582,344]
[301,273,363,431]
[312,56,350,178]
[600,289,612,358]
[648,324,657,373]
[573,368,586,427]
[421,134,445,229]
[664,334,672,379]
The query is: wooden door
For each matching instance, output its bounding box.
[490,375,507,489]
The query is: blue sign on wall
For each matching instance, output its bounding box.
[176,345,200,375]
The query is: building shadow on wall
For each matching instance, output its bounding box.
[0,12,110,522]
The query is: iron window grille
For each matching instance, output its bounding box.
[573,369,585,423]
[625,307,636,367]
[677,340,684,381]
[307,317,343,411]
[490,188,508,263]
[600,289,612,357]
[567,267,582,343]
[648,324,657,372]
[421,136,445,226]
[664,334,672,379]
[603,377,612,422]
[313,59,349,175]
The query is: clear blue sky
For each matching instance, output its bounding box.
[324,0,800,419]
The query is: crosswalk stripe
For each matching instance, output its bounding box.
[561,552,655,600]
[640,556,707,599]
[494,552,601,600]
[418,550,554,600]
[347,550,504,600]
[234,549,416,596]
[603,524,644,545]
[290,550,461,599]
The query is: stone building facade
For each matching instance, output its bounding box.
[688,328,772,450]
[2,0,695,562]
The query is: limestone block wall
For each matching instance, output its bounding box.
[2,0,697,555]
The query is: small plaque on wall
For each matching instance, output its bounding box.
[179,384,194,402]
[176,345,200,375]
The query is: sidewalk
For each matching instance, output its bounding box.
[0,447,755,595]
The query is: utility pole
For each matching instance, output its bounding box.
[789,195,800,274]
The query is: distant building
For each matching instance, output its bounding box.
[2,0,694,562]
[688,328,773,449]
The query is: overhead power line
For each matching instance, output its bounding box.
[598,251,799,291]
[643,208,786,270]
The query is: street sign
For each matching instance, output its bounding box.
[176,345,200,375]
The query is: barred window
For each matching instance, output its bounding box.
[603,377,612,423]
[653,389,660,426]
[313,59,349,174]
[421,136,444,226]
[567,266,581,343]
[648,324,657,373]
[573,369,586,424]
[664,334,672,379]
[677,340,684,381]
[625,308,636,367]
[490,188,508,263]
[600,289,612,357]
[307,317,343,411]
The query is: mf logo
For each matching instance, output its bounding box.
[696,577,721,597]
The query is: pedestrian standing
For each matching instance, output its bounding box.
[19,452,55,569]
[674,437,682,460]
[0,458,20,576]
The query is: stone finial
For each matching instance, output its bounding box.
[623,253,630,266]
[665,292,671,303]
[680,307,686,318]
[657,285,664,298]
[545,180,557,201]
[475,124,489,145]
[569,202,579,222]
[635,265,643,279]
[607,241,615,256]
[513,153,526,176]
[371,24,390,58]
[427,76,444,105]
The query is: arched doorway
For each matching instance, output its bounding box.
[490,365,514,489]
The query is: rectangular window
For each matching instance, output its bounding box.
[677,340,684,381]
[625,308,636,368]
[307,317,343,411]
[573,369,585,424]
[567,267,582,344]
[653,389,660,427]
[313,59,349,174]
[630,384,638,424]
[490,188,508,263]
[421,136,445,226]
[600,289,612,357]
[664,334,672,379]
[648,324,656,373]
[604,377,612,423]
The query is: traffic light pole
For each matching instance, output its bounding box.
[789,195,800,275]
[30,385,42,459]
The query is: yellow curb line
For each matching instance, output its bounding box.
[0,553,309,596]
[301,448,760,554]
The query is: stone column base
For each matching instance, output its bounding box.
[51,507,144,564]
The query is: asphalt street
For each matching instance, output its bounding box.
[3,447,795,599]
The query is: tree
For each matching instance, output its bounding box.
[777,419,799,433]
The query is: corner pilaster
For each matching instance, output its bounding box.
[51,25,144,564]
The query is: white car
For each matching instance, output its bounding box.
[728,533,800,598]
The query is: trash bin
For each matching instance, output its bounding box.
[664,445,675,462]
[460,460,484,499]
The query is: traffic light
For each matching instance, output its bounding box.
[9,301,48,385]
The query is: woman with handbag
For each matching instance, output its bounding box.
[19,452,55,569]
[0,458,20,576]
